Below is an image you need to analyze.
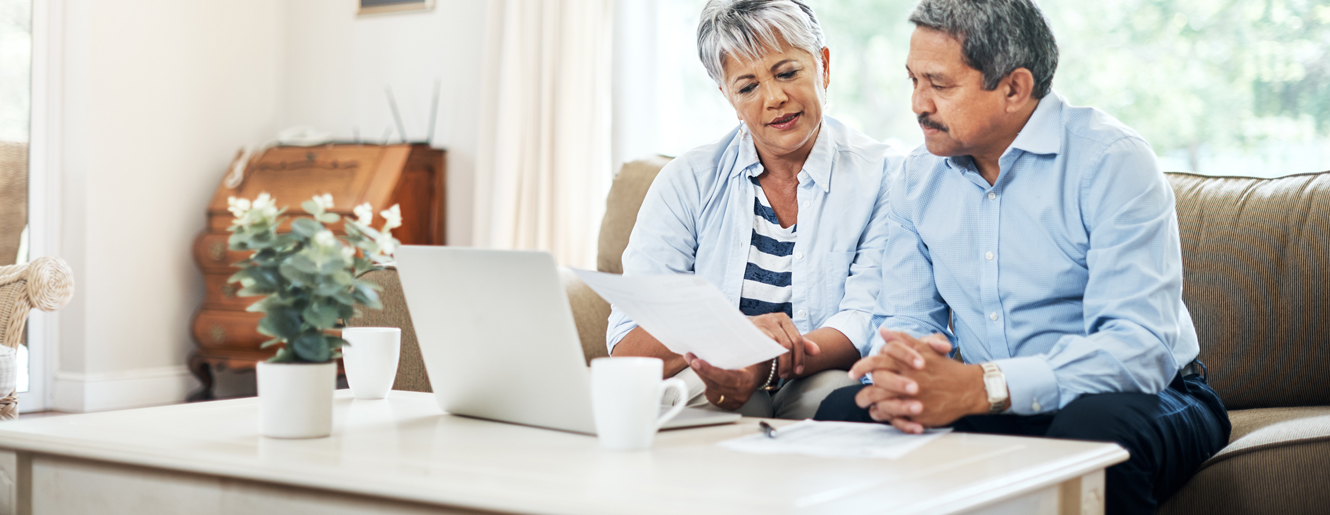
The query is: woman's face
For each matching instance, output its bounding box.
[721,40,830,160]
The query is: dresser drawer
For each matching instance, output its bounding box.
[192,310,267,350]
[192,232,253,273]
[202,272,256,311]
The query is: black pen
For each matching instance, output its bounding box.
[758,421,778,439]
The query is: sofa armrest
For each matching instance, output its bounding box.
[558,267,611,365]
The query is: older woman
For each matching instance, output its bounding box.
[607,0,903,419]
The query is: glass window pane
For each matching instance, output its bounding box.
[653,0,1330,177]
[0,0,31,393]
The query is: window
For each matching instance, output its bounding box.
[0,0,31,399]
[643,0,1330,177]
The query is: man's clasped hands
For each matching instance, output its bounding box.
[849,329,1010,434]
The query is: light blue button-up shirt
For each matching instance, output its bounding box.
[607,116,904,357]
[873,92,1199,415]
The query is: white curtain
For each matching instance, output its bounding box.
[474,0,614,268]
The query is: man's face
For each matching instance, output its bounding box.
[906,27,1010,158]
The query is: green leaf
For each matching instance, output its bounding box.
[332,270,354,286]
[327,336,349,350]
[259,337,283,349]
[279,260,316,287]
[269,346,295,363]
[336,303,356,322]
[287,253,320,274]
[301,300,339,329]
[291,333,332,362]
[301,200,322,215]
[355,284,382,310]
[257,308,302,340]
[246,298,269,313]
[319,213,340,224]
[291,217,323,238]
[333,289,356,305]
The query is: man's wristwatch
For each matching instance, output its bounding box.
[762,359,779,391]
[980,363,1008,414]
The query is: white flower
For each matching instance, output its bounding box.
[353,203,374,226]
[313,193,334,211]
[313,230,337,249]
[226,196,251,218]
[380,204,402,230]
[252,192,278,218]
[375,232,397,257]
[340,245,357,262]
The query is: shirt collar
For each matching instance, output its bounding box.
[943,91,1064,174]
[732,118,836,193]
[1007,91,1064,156]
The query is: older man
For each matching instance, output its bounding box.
[813,0,1231,513]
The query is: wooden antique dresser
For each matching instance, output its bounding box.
[188,144,445,401]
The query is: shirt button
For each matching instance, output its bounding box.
[988,192,996,200]
[794,252,804,259]
[1032,400,1042,411]
[985,252,994,261]
[796,310,807,318]
[802,201,810,208]
[990,312,999,321]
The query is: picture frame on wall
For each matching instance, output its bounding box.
[358,0,435,16]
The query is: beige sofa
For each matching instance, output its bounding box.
[351,158,1330,514]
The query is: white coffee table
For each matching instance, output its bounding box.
[0,391,1125,515]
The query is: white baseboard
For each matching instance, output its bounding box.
[54,365,199,413]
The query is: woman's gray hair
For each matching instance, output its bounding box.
[696,0,826,88]
[909,0,1059,98]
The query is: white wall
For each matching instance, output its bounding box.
[54,0,284,411]
[47,0,491,412]
[280,0,489,247]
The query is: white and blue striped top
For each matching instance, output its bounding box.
[739,175,796,318]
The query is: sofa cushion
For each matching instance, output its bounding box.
[1167,172,1330,409]
[597,155,671,274]
[1159,406,1330,514]
[559,267,611,363]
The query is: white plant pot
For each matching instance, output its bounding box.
[257,361,336,439]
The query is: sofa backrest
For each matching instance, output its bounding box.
[597,155,672,274]
[1167,171,1330,410]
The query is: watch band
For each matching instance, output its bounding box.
[762,359,779,391]
[980,362,1007,414]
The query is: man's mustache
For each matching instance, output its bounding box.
[918,114,948,132]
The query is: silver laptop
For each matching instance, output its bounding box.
[394,246,741,435]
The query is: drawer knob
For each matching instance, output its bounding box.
[209,241,227,262]
[210,326,226,345]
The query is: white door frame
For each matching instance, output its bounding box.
[19,0,63,413]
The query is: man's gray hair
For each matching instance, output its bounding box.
[696,0,826,88]
[909,0,1059,98]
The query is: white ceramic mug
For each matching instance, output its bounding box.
[590,357,688,451]
[340,327,401,400]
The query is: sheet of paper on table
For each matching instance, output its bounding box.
[718,420,951,459]
[571,269,788,370]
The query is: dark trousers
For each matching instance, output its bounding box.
[813,374,1231,515]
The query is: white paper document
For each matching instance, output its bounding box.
[571,269,788,370]
[718,420,951,459]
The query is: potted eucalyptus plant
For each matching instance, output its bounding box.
[226,192,400,438]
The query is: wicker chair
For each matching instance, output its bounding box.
[0,257,74,420]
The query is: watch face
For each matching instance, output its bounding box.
[984,377,1006,401]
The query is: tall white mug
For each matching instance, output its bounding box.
[590,357,688,451]
[340,327,401,400]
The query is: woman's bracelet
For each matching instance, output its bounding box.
[762,359,779,391]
